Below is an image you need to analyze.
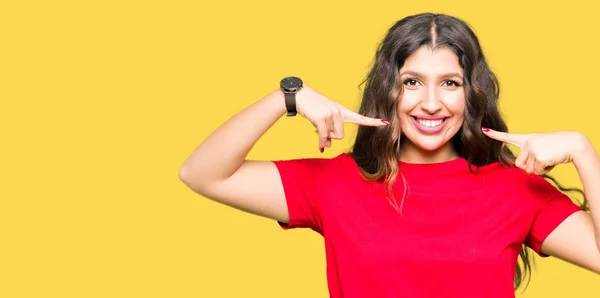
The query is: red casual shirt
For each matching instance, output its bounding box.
[273,153,583,298]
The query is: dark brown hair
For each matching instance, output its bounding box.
[349,12,589,291]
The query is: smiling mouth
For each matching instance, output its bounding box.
[412,116,449,128]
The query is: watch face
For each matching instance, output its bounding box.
[280,76,303,92]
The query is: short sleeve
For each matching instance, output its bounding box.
[524,175,584,257]
[272,158,326,233]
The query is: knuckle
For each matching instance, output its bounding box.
[332,106,342,116]
[331,133,343,140]
[318,111,332,120]
[325,110,333,119]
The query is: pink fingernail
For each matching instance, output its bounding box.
[482,127,490,132]
[381,120,390,124]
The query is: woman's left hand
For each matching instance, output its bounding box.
[482,128,592,175]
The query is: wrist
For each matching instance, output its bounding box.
[279,76,303,117]
[266,88,288,116]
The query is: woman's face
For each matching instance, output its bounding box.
[396,46,466,162]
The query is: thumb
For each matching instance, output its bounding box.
[482,127,527,148]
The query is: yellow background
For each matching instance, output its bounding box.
[1,0,599,297]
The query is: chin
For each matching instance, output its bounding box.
[413,141,448,152]
[403,133,453,152]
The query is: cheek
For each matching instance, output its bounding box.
[396,92,421,116]
[443,91,466,118]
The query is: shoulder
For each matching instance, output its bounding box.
[271,153,366,200]
[491,164,564,204]
[525,173,566,203]
[273,152,354,166]
[272,153,360,176]
[500,166,562,199]
[476,162,560,194]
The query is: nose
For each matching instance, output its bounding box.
[420,86,443,114]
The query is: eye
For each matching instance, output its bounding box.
[402,78,421,87]
[443,80,462,87]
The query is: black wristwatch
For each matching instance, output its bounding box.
[280,76,303,116]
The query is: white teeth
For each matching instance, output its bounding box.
[417,119,443,127]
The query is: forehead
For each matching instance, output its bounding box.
[400,46,463,76]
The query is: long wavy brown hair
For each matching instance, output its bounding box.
[349,13,589,292]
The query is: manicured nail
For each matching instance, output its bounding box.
[320,147,324,153]
[482,127,490,132]
[381,120,390,124]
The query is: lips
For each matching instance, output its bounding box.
[411,116,449,134]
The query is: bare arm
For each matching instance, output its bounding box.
[179,85,388,223]
[179,88,291,222]
[541,136,600,274]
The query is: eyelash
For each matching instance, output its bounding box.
[402,78,462,87]
[444,80,461,87]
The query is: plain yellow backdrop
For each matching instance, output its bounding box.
[1,0,599,297]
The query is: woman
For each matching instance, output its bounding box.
[179,13,599,297]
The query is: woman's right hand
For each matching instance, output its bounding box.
[295,85,390,152]
[180,84,389,224]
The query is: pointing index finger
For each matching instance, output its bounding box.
[342,107,389,127]
[482,128,527,147]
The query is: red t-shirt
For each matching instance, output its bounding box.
[273,153,583,298]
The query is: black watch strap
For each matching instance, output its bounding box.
[284,92,297,116]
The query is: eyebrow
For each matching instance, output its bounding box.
[399,70,463,79]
